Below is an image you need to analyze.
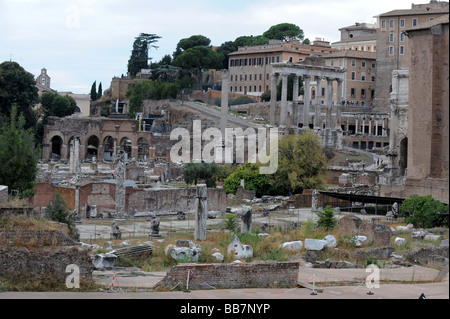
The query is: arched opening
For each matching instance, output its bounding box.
[103,136,115,161]
[86,135,100,160]
[138,137,149,161]
[399,137,408,176]
[50,136,63,160]
[120,137,132,160]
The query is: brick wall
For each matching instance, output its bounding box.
[155,261,299,290]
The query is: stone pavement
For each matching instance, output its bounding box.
[92,265,447,292]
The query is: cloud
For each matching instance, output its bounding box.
[1,0,415,93]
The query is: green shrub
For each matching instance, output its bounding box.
[400,195,449,228]
[316,205,337,230]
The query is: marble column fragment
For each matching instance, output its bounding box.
[195,184,207,241]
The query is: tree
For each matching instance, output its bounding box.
[316,205,337,230]
[127,33,161,77]
[40,92,77,120]
[97,82,103,100]
[183,162,219,188]
[216,41,238,69]
[223,162,270,197]
[234,35,269,47]
[263,23,304,42]
[90,81,97,101]
[0,61,39,130]
[174,35,211,58]
[46,192,79,240]
[399,195,449,228]
[127,81,144,119]
[270,131,328,195]
[0,104,40,194]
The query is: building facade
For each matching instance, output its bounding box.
[331,22,377,52]
[227,39,336,98]
[323,50,377,107]
[373,0,449,110]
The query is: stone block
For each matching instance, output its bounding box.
[92,253,118,269]
[280,240,303,251]
[304,238,327,251]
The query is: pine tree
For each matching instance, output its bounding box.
[0,104,40,194]
[90,81,97,101]
[97,82,103,100]
[316,205,337,230]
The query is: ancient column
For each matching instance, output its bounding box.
[335,79,343,130]
[292,75,299,128]
[314,77,322,130]
[325,77,333,129]
[303,75,311,129]
[115,150,126,217]
[220,70,229,137]
[69,138,75,173]
[270,73,278,126]
[375,119,379,136]
[355,116,359,134]
[195,184,207,241]
[279,73,288,127]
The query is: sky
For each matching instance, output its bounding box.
[0,0,416,94]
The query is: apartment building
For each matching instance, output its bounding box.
[373,0,449,109]
[227,39,335,97]
[331,22,377,52]
[323,50,376,106]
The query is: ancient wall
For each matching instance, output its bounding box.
[0,246,93,282]
[155,261,299,290]
[128,187,227,214]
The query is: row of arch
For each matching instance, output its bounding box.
[49,135,150,161]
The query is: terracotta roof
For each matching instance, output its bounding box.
[378,6,449,17]
[322,50,376,59]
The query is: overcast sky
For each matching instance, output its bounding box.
[1,0,415,94]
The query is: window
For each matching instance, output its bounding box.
[389,32,394,42]
[361,72,366,81]
[400,19,405,27]
[412,18,418,26]
[372,75,376,82]
[249,74,252,81]
[400,32,405,42]
[351,72,356,80]
[244,74,247,81]
[372,62,376,68]
[259,74,262,80]
[330,60,334,67]
[361,89,366,98]
[381,20,386,29]
[361,60,366,68]
[351,59,356,67]
[350,88,355,98]
[400,45,405,55]
[389,46,394,55]
[389,19,394,28]
[231,75,233,81]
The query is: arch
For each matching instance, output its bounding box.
[138,137,149,161]
[50,135,63,160]
[86,135,100,160]
[103,136,115,161]
[119,137,132,160]
[399,137,408,176]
